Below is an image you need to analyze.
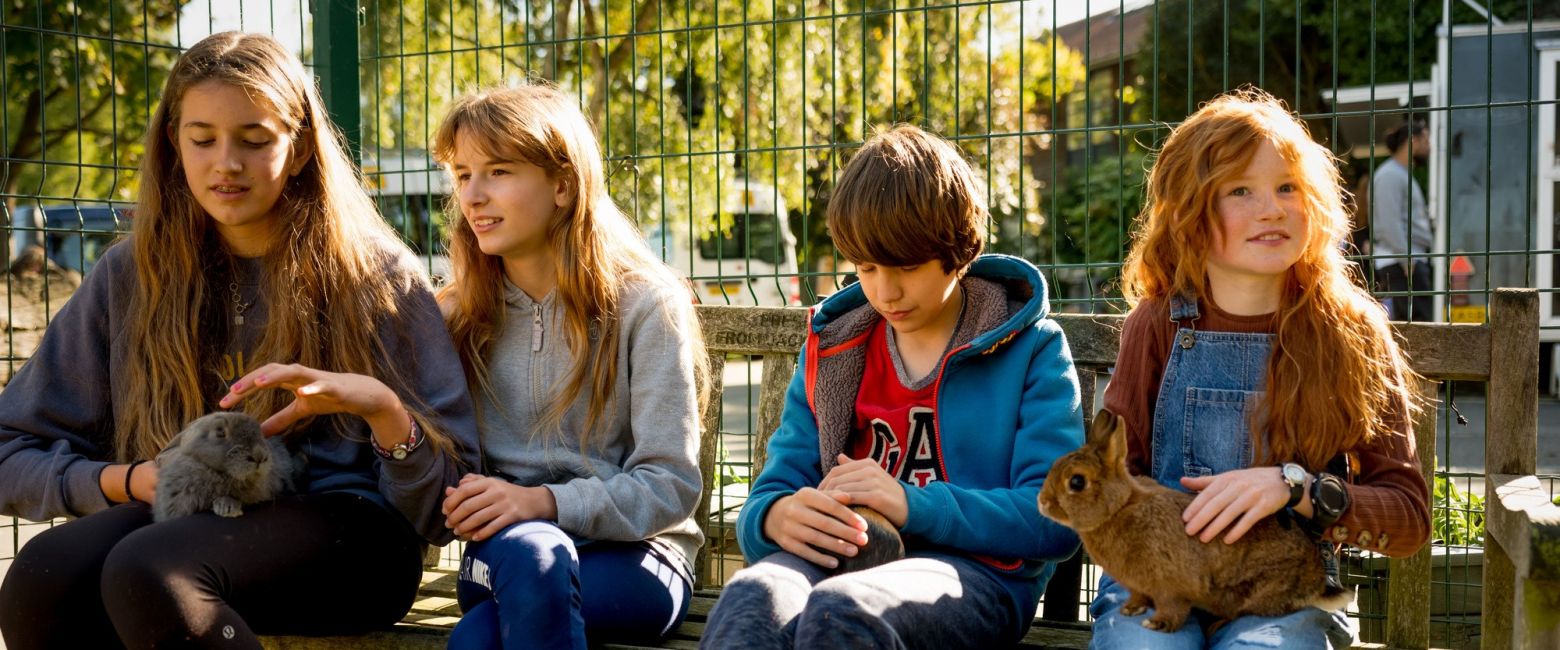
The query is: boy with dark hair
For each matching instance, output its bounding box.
[701,124,1084,649]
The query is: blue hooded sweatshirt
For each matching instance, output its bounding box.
[735,254,1084,635]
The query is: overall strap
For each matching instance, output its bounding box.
[1168,293,1201,349]
[1168,293,1201,322]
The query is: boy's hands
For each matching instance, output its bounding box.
[819,454,908,527]
[762,487,868,569]
[762,454,907,569]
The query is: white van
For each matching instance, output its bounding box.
[360,150,452,283]
[645,178,800,306]
[8,203,133,275]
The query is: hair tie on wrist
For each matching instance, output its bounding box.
[124,460,147,504]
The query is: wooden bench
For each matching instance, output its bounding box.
[250,289,1552,649]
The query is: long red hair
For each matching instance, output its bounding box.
[1120,88,1419,469]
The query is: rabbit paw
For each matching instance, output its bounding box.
[1120,591,1153,617]
[1143,612,1187,633]
[213,497,243,518]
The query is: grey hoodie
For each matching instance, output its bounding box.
[1370,157,1434,265]
[475,271,703,574]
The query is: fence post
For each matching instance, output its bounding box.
[312,0,361,163]
[1386,376,1437,648]
[1484,289,1539,650]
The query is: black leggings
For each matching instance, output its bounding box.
[0,492,424,649]
[1376,259,1435,322]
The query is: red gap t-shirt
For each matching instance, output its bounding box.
[847,319,946,488]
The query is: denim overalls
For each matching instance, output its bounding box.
[1088,296,1354,649]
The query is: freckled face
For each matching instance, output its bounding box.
[1206,138,1309,288]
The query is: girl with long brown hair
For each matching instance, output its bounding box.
[1091,88,1430,648]
[0,32,478,648]
[432,84,707,649]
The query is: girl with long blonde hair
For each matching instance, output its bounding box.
[432,84,707,649]
[1092,88,1430,648]
[0,32,478,648]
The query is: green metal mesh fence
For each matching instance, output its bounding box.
[0,0,323,628]
[3,2,1559,647]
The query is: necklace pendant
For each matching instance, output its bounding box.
[234,314,245,326]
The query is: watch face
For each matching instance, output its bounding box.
[1314,474,1350,515]
[391,447,409,461]
[1282,463,1306,485]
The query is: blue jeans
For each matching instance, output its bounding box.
[1088,575,1354,649]
[449,521,691,650]
[701,551,1019,650]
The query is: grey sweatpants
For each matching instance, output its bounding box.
[700,552,1019,650]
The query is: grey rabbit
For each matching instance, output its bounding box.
[153,412,304,522]
[821,506,905,574]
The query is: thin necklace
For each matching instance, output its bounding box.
[228,281,254,326]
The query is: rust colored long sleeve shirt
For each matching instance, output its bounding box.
[1102,297,1431,558]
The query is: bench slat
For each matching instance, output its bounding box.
[1051,314,1124,367]
[696,306,807,356]
[695,306,1497,380]
[1394,323,1492,380]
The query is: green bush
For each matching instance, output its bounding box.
[1432,473,1484,547]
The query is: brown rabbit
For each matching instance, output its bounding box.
[1038,410,1351,632]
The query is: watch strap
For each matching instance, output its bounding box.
[1308,472,1350,530]
[1281,463,1306,509]
[371,414,423,461]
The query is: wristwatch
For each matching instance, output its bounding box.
[371,416,424,461]
[1280,463,1308,509]
[1309,472,1351,530]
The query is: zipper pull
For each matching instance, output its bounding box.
[531,303,543,352]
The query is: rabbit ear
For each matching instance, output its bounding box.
[1087,410,1127,468]
[1100,413,1127,469]
[1086,409,1116,447]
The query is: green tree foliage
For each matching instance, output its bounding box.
[2,0,180,206]
[360,0,1086,299]
[1133,0,1556,129]
[1038,140,1147,309]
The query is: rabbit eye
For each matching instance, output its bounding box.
[1067,475,1087,492]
